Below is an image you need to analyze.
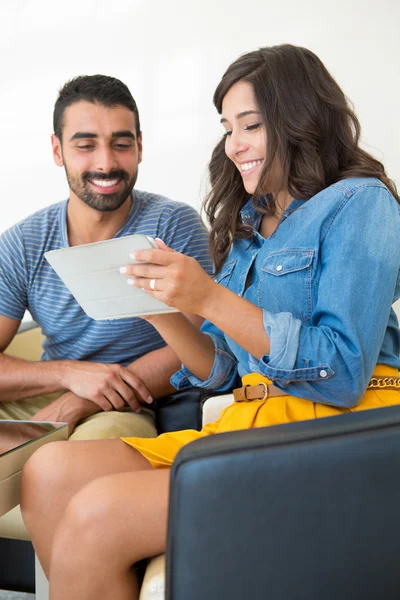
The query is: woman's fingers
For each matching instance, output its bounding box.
[119,246,209,314]
[155,238,174,251]
[128,247,178,266]
[127,276,166,295]
[120,245,187,284]
[121,263,169,279]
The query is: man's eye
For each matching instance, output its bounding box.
[77,144,94,150]
[114,143,132,149]
[245,123,262,132]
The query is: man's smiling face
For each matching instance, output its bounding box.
[52,101,142,212]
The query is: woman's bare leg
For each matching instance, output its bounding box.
[20,439,153,576]
[48,468,170,600]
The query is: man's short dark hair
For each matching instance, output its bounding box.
[53,74,141,140]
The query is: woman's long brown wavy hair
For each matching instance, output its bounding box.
[203,44,399,273]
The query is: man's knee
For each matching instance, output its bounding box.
[70,409,157,441]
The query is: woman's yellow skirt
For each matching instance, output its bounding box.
[122,365,400,469]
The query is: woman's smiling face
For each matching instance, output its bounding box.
[221,80,266,195]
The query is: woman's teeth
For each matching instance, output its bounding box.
[241,160,263,172]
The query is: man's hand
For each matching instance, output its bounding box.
[30,391,102,435]
[60,360,153,413]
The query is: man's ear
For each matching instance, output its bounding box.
[51,134,64,166]
[137,132,143,165]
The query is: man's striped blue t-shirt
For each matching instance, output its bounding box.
[0,191,213,366]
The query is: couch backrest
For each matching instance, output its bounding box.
[4,326,43,362]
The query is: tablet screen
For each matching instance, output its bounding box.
[45,234,178,320]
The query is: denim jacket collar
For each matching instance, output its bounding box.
[240,197,307,229]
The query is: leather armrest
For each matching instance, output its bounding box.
[166,404,400,600]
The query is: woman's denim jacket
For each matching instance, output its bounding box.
[172,178,400,407]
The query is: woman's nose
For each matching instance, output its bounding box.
[225,131,248,159]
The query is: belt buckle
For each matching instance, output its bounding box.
[257,381,269,401]
[233,381,270,402]
[243,382,269,401]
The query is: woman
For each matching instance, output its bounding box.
[21,44,400,599]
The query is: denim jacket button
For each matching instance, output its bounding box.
[319,369,328,378]
[276,265,283,272]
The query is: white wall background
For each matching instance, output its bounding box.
[1,0,399,315]
[0,0,399,229]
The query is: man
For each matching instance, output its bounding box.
[0,75,212,440]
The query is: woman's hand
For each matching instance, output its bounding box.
[120,239,217,316]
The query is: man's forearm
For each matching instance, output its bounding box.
[0,348,177,408]
[127,345,181,399]
[0,353,65,402]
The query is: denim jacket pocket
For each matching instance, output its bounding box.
[260,249,314,321]
[214,259,237,289]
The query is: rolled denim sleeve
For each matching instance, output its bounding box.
[248,311,302,375]
[252,185,400,407]
[254,309,335,388]
[170,330,238,392]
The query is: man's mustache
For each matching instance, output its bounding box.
[83,170,128,182]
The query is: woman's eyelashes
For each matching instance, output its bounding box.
[222,122,263,137]
[245,122,262,132]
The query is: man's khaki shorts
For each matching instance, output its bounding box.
[0,393,157,441]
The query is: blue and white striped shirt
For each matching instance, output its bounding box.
[0,191,213,366]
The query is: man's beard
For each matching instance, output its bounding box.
[65,168,137,212]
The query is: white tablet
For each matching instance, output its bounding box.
[45,234,178,320]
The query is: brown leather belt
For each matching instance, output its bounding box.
[233,382,288,402]
[233,376,400,402]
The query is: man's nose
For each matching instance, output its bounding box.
[94,146,118,172]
